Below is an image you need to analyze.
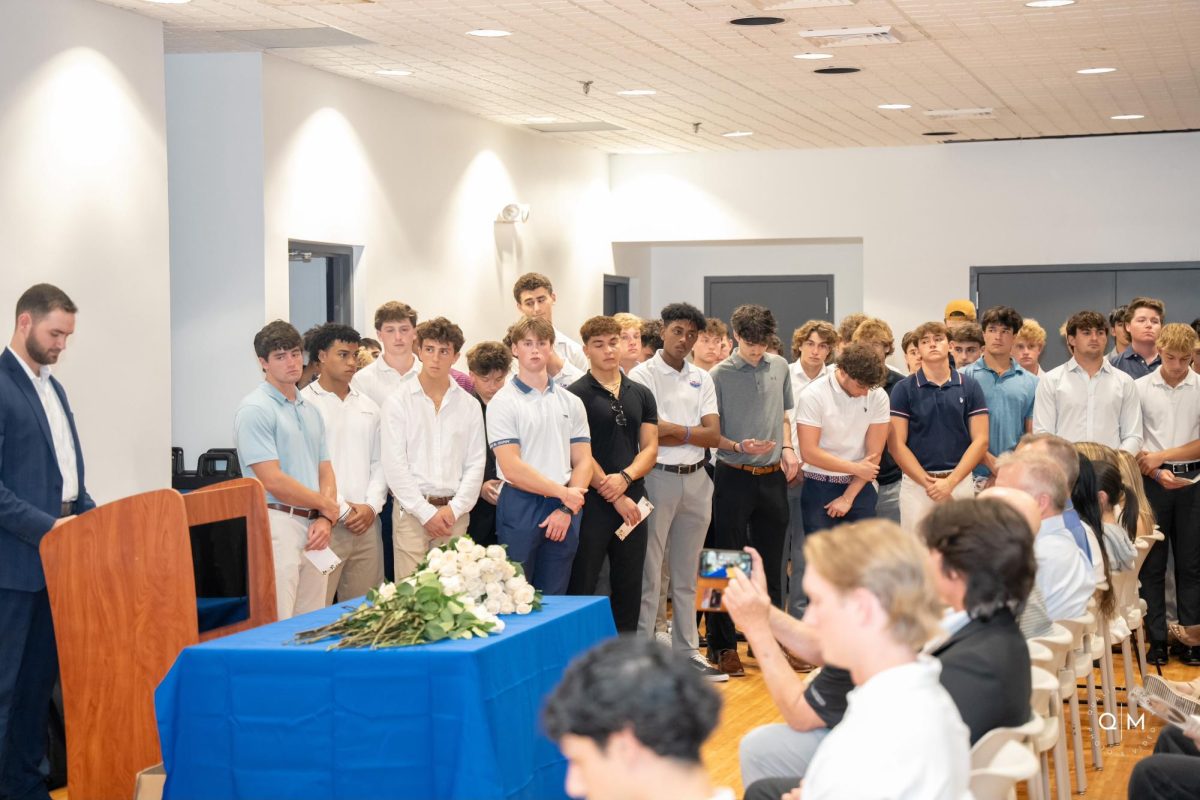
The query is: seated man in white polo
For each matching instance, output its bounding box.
[234,320,340,619]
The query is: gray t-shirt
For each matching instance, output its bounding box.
[710,351,792,466]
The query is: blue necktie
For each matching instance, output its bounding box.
[1063,502,1092,561]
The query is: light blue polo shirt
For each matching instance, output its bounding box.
[962,357,1037,476]
[234,381,328,505]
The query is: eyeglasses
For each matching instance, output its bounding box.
[610,398,627,427]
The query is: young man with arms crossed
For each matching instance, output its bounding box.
[1111,296,1165,378]
[1033,310,1143,453]
[851,318,906,524]
[512,271,588,376]
[464,341,512,547]
[235,320,339,619]
[888,321,989,528]
[301,324,387,602]
[566,316,658,633]
[963,305,1038,489]
[381,318,484,579]
[706,304,800,676]
[629,303,725,681]
[1135,323,1200,665]
[488,316,592,594]
[691,317,729,372]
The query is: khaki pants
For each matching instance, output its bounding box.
[267,509,329,619]
[392,505,470,580]
[325,516,384,603]
[898,474,974,532]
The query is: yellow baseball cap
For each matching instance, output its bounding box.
[944,300,976,321]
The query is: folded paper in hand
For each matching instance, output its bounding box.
[303,546,342,576]
[614,498,654,541]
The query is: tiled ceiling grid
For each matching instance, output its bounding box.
[96,0,1200,152]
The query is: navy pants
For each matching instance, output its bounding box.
[800,477,878,539]
[0,588,57,800]
[497,485,581,595]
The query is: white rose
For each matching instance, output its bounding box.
[515,585,536,605]
[484,581,503,598]
[486,545,506,561]
[505,577,525,594]
[440,575,464,595]
[491,618,506,633]
[472,544,487,560]
[500,597,515,614]
[439,561,459,578]
[485,597,502,614]
[376,582,397,602]
[454,537,474,554]
[465,579,485,599]
[461,561,482,580]
[501,562,517,579]
[442,549,460,565]
[426,551,444,570]
[516,603,533,615]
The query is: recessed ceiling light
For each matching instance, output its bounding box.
[374,69,412,77]
[814,67,861,75]
[878,103,911,110]
[466,29,512,37]
[1077,67,1116,75]
[1025,0,1075,7]
[794,53,833,60]
[722,130,754,138]
[1111,114,1145,120]
[923,131,957,137]
[617,89,657,96]
[525,116,557,124]
[730,17,786,26]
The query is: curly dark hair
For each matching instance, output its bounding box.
[920,498,1036,621]
[980,305,1023,336]
[836,342,887,388]
[253,320,302,359]
[640,320,663,350]
[1065,310,1108,337]
[579,315,623,343]
[949,323,984,346]
[415,317,465,353]
[304,323,361,364]
[467,341,512,375]
[512,272,554,303]
[730,304,777,344]
[660,302,706,332]
[542,636,721,762]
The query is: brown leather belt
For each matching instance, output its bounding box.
[267,502,320,520]
[927,471,954,479]
[60,502,74,518]
[654,460,707,475]
[721,462,781,476]
[426,496,455,507]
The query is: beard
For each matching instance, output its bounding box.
[25,331,60,365]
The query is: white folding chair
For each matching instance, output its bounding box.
[1056,610,1102,794]
[970,739,1041,800]
[1029,665,1060,800]
[1030,624,1074,800]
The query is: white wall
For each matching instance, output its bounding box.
[0,0,170,502]
[166,53,266,462]
[260,55,613,349]
[609,134,1200,342]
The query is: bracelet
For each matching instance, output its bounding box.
[619,469,633,485]
[734,441,743,454]
[682,425,691,444]
[557,504,575,516]
[782,446,794,451]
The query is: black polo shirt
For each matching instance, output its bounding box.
[568,372,658,499]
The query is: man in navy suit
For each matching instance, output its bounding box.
[0,284,94,800]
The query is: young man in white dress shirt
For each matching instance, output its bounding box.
[351,301,421,407]
[300,323,388,602]
[512,272,588,375]
[1033,310,1143,453]
[488,315,592,594]
[381,317,485,579]
[1136,323,1200,665]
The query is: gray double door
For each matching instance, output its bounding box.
[705,275,834,362]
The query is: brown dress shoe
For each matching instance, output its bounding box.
[784,650,816,673]
[717,649,746,677]
[1169,622,1200,647]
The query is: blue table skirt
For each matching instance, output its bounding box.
[156,596,615,800]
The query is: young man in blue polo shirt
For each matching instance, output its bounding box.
[888,321,989,529]
[963,306,1037,489]
[234,320,340,619]
[1111,296,1164,378]
[488,315,592,594]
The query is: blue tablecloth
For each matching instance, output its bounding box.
[155,596,615,800]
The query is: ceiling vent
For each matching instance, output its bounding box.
[798,25,902,47]
[222,27,372,49]
[752,0,856,9]
[924,108,996,120]
[524,121,626,133]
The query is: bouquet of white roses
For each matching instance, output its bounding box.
[295,535,541,649]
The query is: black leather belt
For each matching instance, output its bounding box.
[267,502,320,520]
[654,460,706,475]
[60,502,74,518]
[1169,461,1200,474]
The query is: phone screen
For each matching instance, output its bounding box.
[696,549,750,612]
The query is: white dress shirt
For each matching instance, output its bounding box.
[381,377,485,524]
[1033,357,1143,453]
[554,327,589,373]
[350,353,421,408]
[1135,368,1200,459]
[629,351,719,466]
[9,346,78,502]
[300,381,388,514]
[802,657,972,800]
[794,371,891,476]
[1035,513,1097,621]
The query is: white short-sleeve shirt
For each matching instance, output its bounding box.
[795,370,891,476]
[300,381,388,513]
[1135,369,1200,459]
[487,376,590,485]
[350,354,421,408]
[629,351,719,466]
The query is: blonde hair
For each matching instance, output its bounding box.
[1016,318,1047,347]
[1116,451,1157,538]
[1075,441,1119,469]
[612,312,643,332]
[804,520,941,652]
[355,346,376,370]
[1158,323,1199,356]
[852,317,896,357]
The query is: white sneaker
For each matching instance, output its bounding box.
[688,652,729,683]
[655,631,672,647]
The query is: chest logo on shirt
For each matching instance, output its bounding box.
[689,380,702,389]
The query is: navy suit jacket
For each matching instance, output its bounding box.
[0,347,95,592]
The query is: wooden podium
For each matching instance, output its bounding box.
[39,478,277,800]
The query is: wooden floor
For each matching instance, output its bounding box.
[700,641,1199,798]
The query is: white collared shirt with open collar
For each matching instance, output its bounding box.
[486,375,590,484]
[629,350,718,467]
[380,378,485,525]
[300,381,388,515]
[553,327,589,373]
[1033,357,1143,453]
[1136,367,1200,459]
[8,346,77,502]
[350,354,421,408]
